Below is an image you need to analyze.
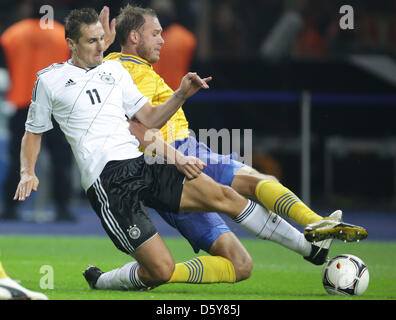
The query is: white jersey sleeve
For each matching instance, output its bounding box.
[117,64,148,119]
[22,60,146,191]
[25,77,53,133]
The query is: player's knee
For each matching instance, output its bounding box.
[150,261,175,284]
[140,257,175,285]
[219,185,243,212]
[206,184,238,212]
[252,174,279,195]
[263,174,279,183]
[233,167,279,198]
[233,254,253,282]
[248,167,279,183]
[210,233,254,282]
[219,185,239,203]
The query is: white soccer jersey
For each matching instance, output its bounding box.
[26,59,148,190]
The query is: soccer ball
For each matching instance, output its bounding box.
[322,254,369,296]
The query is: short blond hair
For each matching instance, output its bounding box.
[116,4,157,46]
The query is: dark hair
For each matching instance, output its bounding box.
[115,4,157,46]
[64,8,99,42]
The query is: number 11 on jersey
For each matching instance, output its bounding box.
[86,89,101,105]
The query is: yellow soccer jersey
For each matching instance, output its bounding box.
[104,52,189,144]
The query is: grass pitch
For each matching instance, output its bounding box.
[0,235,395,300]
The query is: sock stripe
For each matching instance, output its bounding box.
[183,261,193,283]
[279,195,295,216]
[129,262,139,288]
[268,217,283,240]
[191,259,202,283]
[129,262,146,289]
[284,200,299,217]
[274,193,301,217]
[256,212,274,238]
[184,259,204,283]
[195,258,204,284]
[192,259,203,283]
[233,201,256,223]
[233,200,256,223]
[273,193,292,213]
[185,261,197,283]
[274,193,294,216]
[187,261,198,283]
[280,198,297,217]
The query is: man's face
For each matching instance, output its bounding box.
[135,15,164,64]
[69,21,105,68]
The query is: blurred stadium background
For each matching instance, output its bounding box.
[0,0,395,240]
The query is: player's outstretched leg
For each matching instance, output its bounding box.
[232,167,368,242]
[83,234,239,290]
[84,243,241,287]
[234,201,333,265]
[0,261,48,300]
[181,174,331,266]
[232,167,323,226]
[83,240,238,289]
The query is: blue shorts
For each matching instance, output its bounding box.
[155,137,245,253]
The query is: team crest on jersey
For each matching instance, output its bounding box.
[100,72,115,85]
[127,225,141,240]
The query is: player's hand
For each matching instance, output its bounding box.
[99,6,116,51]
[176,72,212,100]
[13,173,39,201]
[175,154,206,180]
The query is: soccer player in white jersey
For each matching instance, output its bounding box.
[14,8,367,291]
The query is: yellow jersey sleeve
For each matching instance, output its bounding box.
[133,69,189,143]
[104,53,189,144]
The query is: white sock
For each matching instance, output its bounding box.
[95,261,147,291]
[234,200,312,257]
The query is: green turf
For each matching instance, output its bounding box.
[0,235,395,300]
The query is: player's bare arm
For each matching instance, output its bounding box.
[134,72,212,129]
[129,119,206,179]
[13,131,42,201]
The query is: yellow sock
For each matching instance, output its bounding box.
[0,261,8,279]
[255,180,323,227]
[168,256,236,284]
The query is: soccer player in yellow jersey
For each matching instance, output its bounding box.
[84,5,367,289]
